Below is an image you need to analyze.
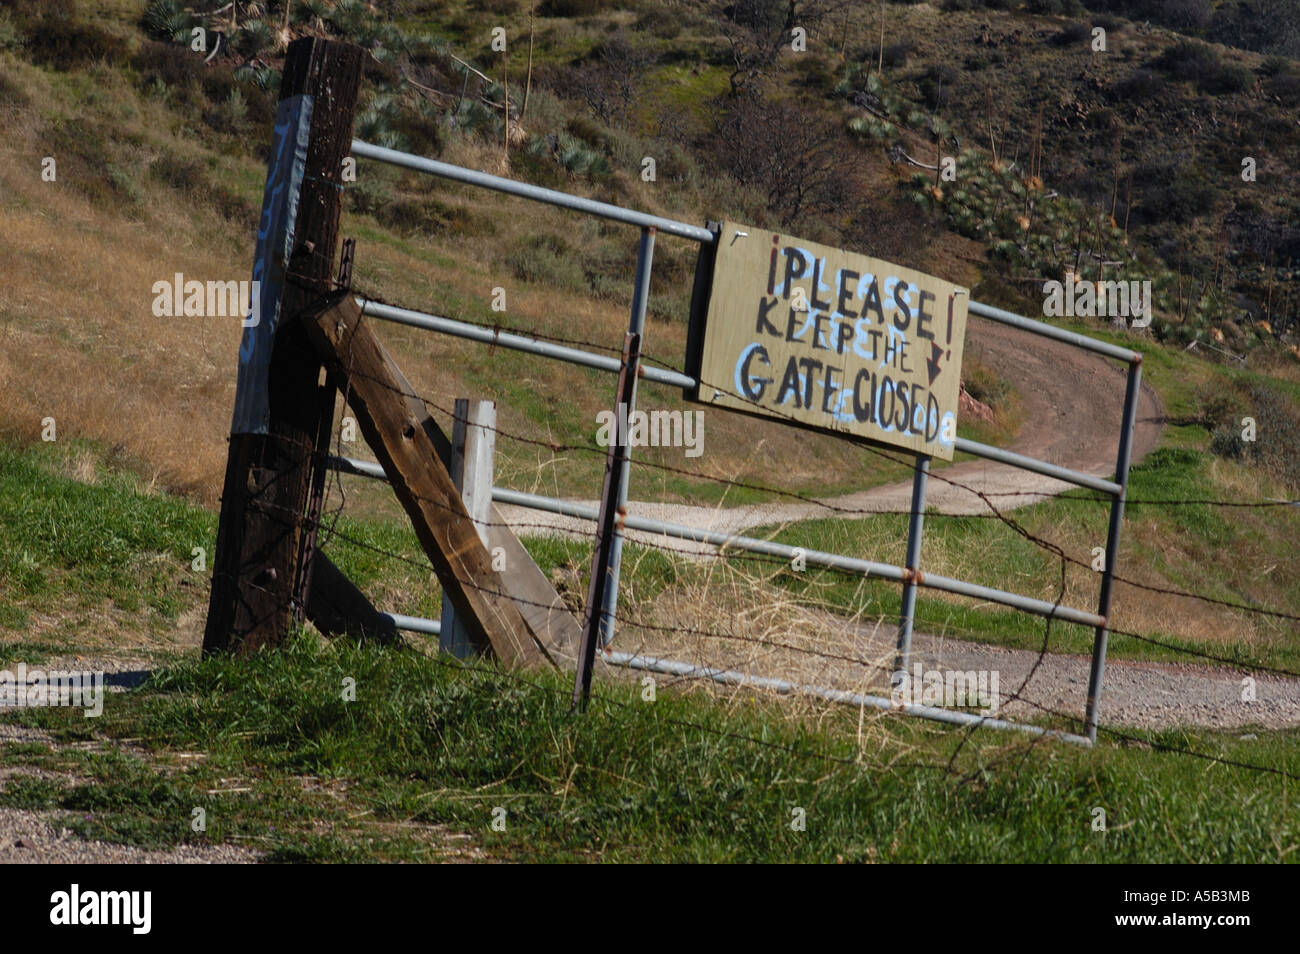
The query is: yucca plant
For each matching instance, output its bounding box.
[449,99,501,137]
[143,0,195,43]
[235,64,281,91]
[556,133,591,175]
[356,97,408,150]
[236,19,277,57]
[296,0,331,23]
[328,0,374,36]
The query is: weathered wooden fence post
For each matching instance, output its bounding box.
[204,38,363,655]
[439,399,498,658]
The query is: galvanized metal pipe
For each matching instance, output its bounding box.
[605,651,1093,746]
[355,298,695,389]
[492,486,1105,627]
[350,139,714,243]
[896,456,930,673]
[357,302,1124,497]
[1084,361,1143,741]
[326,461,1105,628]
[953,436,1121,496]
[968,300,1141,364]
[385,612,442,635]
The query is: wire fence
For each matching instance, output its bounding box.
[254,137,1300,781]
[309,298,1300,759]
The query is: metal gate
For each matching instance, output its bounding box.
[333,138,1144,746]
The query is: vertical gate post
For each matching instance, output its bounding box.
[573,331,643,710]
[1084,357,1143,741]
[204,38,363,654]
[439,399,497,658]
[598,226,656,648]
[895,455,931,676]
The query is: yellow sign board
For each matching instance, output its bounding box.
[690,221,969,460]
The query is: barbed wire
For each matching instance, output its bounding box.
[336,277,1299,515]
[321,344,1300,631]
[327,522,1300,782]
[250,277,1300,783]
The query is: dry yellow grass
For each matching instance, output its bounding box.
[0,59,924,510]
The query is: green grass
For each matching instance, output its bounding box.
[0,434,1297,862]
[1,634,1295,862]
[0,440,214,620]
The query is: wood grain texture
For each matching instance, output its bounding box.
[204,38,363,654]
[304,294,549,669]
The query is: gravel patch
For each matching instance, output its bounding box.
[0,809,259,864]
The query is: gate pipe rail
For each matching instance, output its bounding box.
[351,139,714,243]
[606,651,1093,746]
[327,456,1106,629]
[344,138,1148,740]
[355,298,1121,497]
[356,614,1093,747]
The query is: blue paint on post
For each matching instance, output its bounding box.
[231,94,314,435]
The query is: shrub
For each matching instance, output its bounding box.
[1160,0,1212,31]
[1209,425,1246,459]
[1204,62,1254,94]
[728,0,789,31]
[133,39,199,90]
[348,177,393,217]
[505,233,586,292]
[395,110,445,156]
[1131,160,1216,225]
[919,64,959,110]
[1156,40,1221,83]
[881,41,912,69]
[1268,72,1300,105]
[1249,384,1300,491]
[1260,55,1292,77]
[1052,22,1092,47]
[538,0,614,16]
[1111,68,1168,102]
[375,196,485,238]
[471,0,520,13]
[635,8,682,40]
[0,68,29,106]
[150,153,206,193]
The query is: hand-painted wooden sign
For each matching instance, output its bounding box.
[689,221,968,460]
[231,93,314,435]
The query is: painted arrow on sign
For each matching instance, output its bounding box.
[925,342,947,386]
